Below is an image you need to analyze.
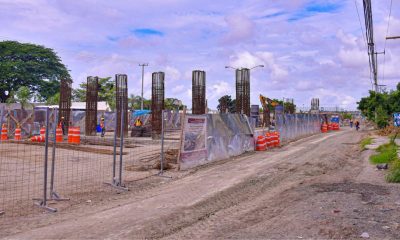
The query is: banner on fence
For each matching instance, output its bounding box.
[394,113,400,127]
[179,115,207,170]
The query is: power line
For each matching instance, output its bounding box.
[354,0,373,90]
[382,0,393,85]
[362,0,380,93]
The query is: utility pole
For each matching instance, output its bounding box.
[138,63,148,110]
[372,51,385,93]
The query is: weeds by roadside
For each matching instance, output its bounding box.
[386,160,400,182]
[369,138,400,183]
[360,137,373,151]
[369,143,398,164]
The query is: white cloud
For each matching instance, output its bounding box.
[222,14,255,44]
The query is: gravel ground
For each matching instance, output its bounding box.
[2,127,400,239]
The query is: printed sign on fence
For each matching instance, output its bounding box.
[394,113,400,127]
[179,115,207,170]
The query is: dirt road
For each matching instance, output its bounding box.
[3,128,400,239]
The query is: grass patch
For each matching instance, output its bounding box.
[386,160,400,183]
[360,137,373,150]
[369,142,398,164]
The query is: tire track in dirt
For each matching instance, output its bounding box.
[129,130,364,239]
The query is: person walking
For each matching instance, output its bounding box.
[58,117,66,135]
[355,120,360,131]
[100,117,106,137]
[350,119,353,128]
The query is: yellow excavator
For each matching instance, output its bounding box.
[259,94,278,128]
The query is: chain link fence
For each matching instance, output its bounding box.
[0,107,183,217]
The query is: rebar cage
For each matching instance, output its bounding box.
[116,74,128,137]
[85,76,98,136]
[192,70,206,115]
[151,72,165,136]
[236,68,250,116]
[59,79,72,131]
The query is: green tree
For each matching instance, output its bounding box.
[0,41,70,102]
[217,95,236,113]
[6,86,33,113]
[46,92,60,105]
[358,83,400,128]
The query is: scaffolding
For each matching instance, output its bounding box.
[85,76,98,136]
[192,70,206,115]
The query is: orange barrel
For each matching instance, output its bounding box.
[273,132,279,147]
[321,123,327,133]
[40,127,46,136]
[255,135,266,151]
[265,132,273,148]
[276,131,281,147]
[56,127,63,142]
[31,135,44,142]
[14,128,21,140]
[1,124,8,141]
[73,127,81,144]
[327,123,332,131]
[68,127,74,143]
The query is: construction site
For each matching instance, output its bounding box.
[2,0,400,239]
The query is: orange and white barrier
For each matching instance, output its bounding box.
[69,127,81,144]
[14,128,21,141]
[265,132,273,148]
[332,123,340,131]
[68,127,73,143]
[56,127,63,142]
[255,135,267,151]
[321,123,328,133]
[40,127,46,137]
[1,124,8,141]
[31,135,45,142]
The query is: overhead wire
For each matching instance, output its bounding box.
[382,0,393,86]
[355,0,374,90]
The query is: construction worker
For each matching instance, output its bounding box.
[100,117,106,137]
[355,120,360,131]
[134,118,142,127]
[58,117,66,135]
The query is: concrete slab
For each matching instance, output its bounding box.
[365,136,389,150]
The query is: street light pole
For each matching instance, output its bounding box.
[225,65,264,116]
[139,63,148,110]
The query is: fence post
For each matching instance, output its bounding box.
[156,110,172,178]
[0,106,4,135]
[34,107,57,212]
[50,108,69,201]
[160,110,165,174]
[118,108,125,187]
[112,111,117,182]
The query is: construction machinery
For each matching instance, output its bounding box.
[259,94,278,128]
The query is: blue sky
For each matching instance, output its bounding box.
[1,0,399,110]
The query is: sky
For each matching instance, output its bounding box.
[1,0,400,110]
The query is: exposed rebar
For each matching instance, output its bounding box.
[151,72,165,137]
[85,76,98,136]
[192,70,206,115]
[236,68,250,116]
[116,74,128,137]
